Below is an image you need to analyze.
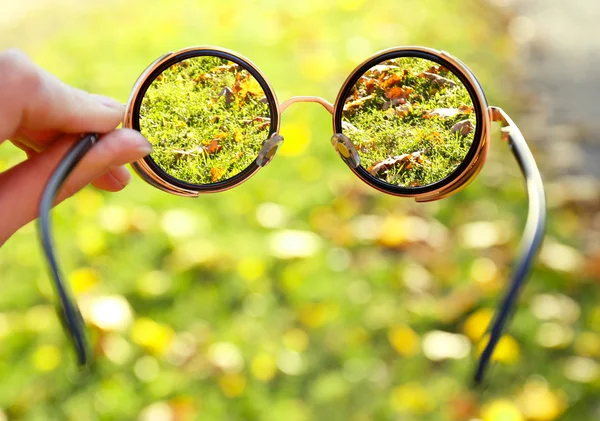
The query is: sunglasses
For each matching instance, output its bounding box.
[37,46,546,385]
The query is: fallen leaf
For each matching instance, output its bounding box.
[193,73,215,84]
[451,119,475,136]
[459,104,474,114]
[207,139,223,154]
[344,94,375,112]
[211,167,225,182]
[424,108,461,118]
[385,86,413,101]
[342,121,360,132]
[361,76,379,94]
[234,129,243,143]
[219,87,234,105]
[212,63,240,73]
[419,72,457,87]
[172,145,206,161]
[381,73,405,90]
[366,64,400,77]
[368,151,424,177]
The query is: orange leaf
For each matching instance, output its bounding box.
[459,104,474,114]
[385,87,413,101]
[381,73,404,90]
[211,167,225,182]
[207,139,223,154]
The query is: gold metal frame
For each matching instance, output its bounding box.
[124,46,492,202]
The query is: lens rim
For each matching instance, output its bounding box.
[333,47,490,201]
[124,46,280,195]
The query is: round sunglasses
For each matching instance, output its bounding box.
[38,46,546,385]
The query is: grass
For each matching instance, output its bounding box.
[342,57,476,187]
[0,1,598,420]
[140,56,271,184]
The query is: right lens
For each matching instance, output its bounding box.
[340,56,478,189]
[138,55,273,185]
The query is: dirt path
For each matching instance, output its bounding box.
[507,0,600,177]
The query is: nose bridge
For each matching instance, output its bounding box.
[279,96,334,115]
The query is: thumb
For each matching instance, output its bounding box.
[0,129,152,244]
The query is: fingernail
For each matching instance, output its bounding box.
[111,166,132,186]
[136,138,153,155]
[92,94,124,111]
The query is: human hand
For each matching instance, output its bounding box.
[0,49,152,245]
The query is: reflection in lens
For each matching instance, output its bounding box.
[139,55,271,185]
[341,57,477,188]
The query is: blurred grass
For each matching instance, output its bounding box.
[0,0,598,420]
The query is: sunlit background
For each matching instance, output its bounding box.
[0,0,598,420]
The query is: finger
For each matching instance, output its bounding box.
[11,128,61,150]
[10,139,39,158]
[0,49,124,141]
[12,139,134,191]
[91,166,133,192]
[0,129,151,244]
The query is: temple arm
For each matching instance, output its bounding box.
[474,107,547,384]
[38,133,98,367]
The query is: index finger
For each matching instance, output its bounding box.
[0,49,124,141]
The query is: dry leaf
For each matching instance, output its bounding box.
[219,87,234,105]
[344,94,375,112]
[366,64,400,77]
[206,139,223,154]
[211,167,225,182]
[212,63,240,73]
[368,151,424,177]
[363,76,379,94]
[193,73,215,84]
[451,119,475,136]
[172,145,206,161]
[419,72,457,87]
[384,102,412,119]
[424,108,461,118]
[234,129,243,143]
[381,73,404,90]
[385,86,413,101]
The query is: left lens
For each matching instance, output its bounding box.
[340,56,478,189]
[138,55,272,185]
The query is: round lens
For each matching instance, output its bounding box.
[341,56,477,188]
[138,55,273,185]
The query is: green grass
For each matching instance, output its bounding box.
[342,57,476,187]
[0,1,598,420]
[140,56,271,184]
